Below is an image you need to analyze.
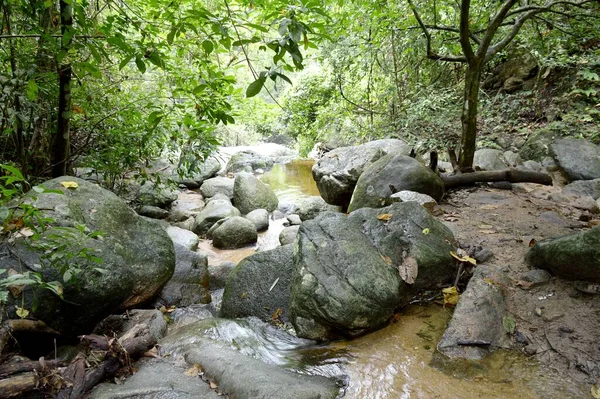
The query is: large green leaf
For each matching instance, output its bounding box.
[246,77,266,98]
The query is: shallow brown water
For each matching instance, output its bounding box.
[336,305,587,399]
[260,160,321,202]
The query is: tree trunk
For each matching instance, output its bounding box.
[51,0,73,177]
[2,3,27,175]
[458,62,482,171]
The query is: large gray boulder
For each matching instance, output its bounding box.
[221,245,294,322]
[473,149,509,171]
[136,181,179,208]
[166,225,199,251]
[482,51,538,93]
[192,199,241,236]
[551,138,600,181]
[312,139,411,208]
[210,216,258,249]
[200,176,235,199]
[279,225,300,245]
[226,150,275,173]
[563,179,600,200]
[519,128,565,161]
[160,318,339,399]
[297,196,342,221]
[90,358,219,399]
[290,202,456,341]
[175,156,222,189]
[2,177,175,335]
[526,226,600,283]
[244,209,269,232]
[348,154,444,213]
[437,265,510,359]
[233,173,278,214]
[154,244,210,306]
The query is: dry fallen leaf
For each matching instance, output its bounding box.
[271,308,283,322]
[516,280,534,289]
[184,364,203,377]
[442,286,460,307]
[7,269,24,298]
[60,181,79,189]
[142,346,160,358]
[16,227,35,238]
[380,254,393,266]
[479,229,496,234]
[528,238,537,247]
[209,381,218,389]
[450,251,477,265]
[399,256,418,285]
[377,213,393,222]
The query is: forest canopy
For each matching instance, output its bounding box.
[1,0,599,180]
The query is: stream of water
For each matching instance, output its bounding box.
[194,158,588,399]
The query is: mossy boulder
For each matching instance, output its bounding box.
[1,177,174,335]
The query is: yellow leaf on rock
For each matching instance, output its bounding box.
[60,181,79,189]
[442,286,460,307]
[422,228,430,235]
[380,254,393,265]
[591,384,600,399]
[377,213,393,222]
[450,251,477,265]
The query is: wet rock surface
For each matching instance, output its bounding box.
[312,139,411,208]
[154,243,210,307]
[221,244,294,322]
[348,154,444,212]
[290,202,457,341]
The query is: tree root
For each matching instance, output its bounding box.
[442,169,552,189]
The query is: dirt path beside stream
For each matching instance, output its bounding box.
[438,183,600,391]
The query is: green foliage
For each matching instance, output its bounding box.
[278,68,334,155]
[0,164,103,311]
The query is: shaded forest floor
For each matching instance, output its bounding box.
[439,182,600,388]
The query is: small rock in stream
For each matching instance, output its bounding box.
[474,248,494,263]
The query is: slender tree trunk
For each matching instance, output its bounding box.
[458,62,482,171]
[52,0,73,177]
[2,3,27,174]
[30,6,57,175]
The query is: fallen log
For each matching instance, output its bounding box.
[0,372,37,398]
[0,358,66,378]
[56,324,156,399]
[441,169,552,189]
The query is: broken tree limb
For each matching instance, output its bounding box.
[0,372,37,398]
[0,358,66,378]
[441,169,552,189]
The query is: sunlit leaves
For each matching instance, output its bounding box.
[26,80,39,101]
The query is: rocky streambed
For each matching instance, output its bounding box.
[3,140,600,398]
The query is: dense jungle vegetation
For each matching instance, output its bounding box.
[0,0,599,180]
